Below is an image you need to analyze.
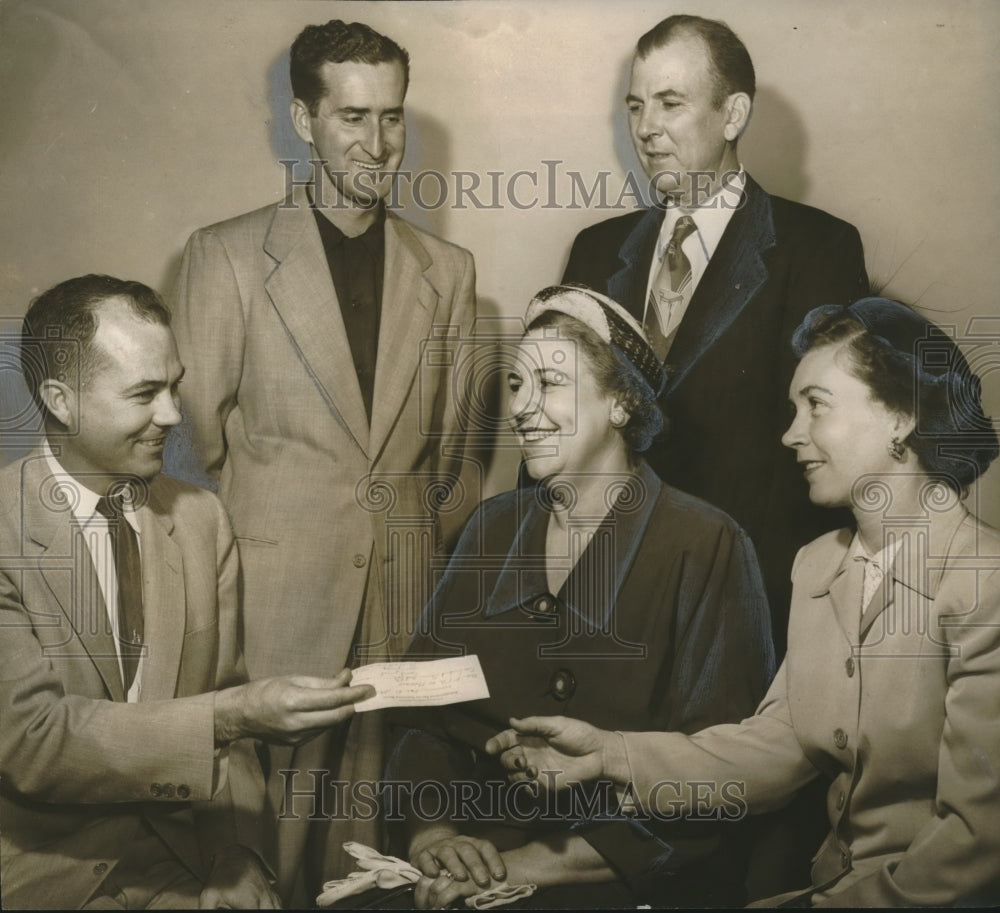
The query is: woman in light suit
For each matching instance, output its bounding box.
[487,298,1000,907]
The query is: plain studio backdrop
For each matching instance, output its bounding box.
[1,0,998,526]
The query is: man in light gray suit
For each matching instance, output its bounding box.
[2,274,374,910]
[168,18,477,905]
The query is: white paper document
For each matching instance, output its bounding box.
[351,655,490,713]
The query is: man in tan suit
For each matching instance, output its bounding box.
[168,19,477,903]
[1,274,373,909]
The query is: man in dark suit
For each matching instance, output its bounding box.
[563,14,868,652]
[1,275,372,909]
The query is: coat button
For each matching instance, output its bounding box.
[353,554,367,568]
[836,791,846,810]
[549,669,576,701]
[162,783,176,798]
[93,862,109,876]
[150,782,162,797]
[177,784,190,799]
[833,728,848,750]
[845,657,856,677]
[533,595,555,614]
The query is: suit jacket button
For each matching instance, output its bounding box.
[833,728,848,750]
[533,595,554,614]
[836,791,846,810]
[845,657,856,677]
[150,782,162,797]
[841,851,851,869]
[162,783,176,798]
[550,669,576,701]
[93,862,109,876]
[177,784,190,799]
[353,554,367,568]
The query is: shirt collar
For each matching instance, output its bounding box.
[485,462,662,626]
[42,440,141,534]
[849,532,899,573]
[813,499,970,602]
[657,167,745,263]
[311,199,386,255]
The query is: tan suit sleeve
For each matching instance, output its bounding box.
[169,226,247,480]
[621,659,818,818]
[0,593,219,804]
[813,570,1000,906]
[435,248,481,546]
[191,495,266,866]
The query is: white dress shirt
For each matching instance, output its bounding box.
[851,533,900,614]
[43,441,145,701]
[643,168,746,326]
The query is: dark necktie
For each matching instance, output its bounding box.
[643,214,698,359]
[96,493,144,691]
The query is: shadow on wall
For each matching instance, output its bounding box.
[740,86,810,202]
[0,330,41,468]
[611,50,655,209]
[0,6,58,166]
[268,50,309,166]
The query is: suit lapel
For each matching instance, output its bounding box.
[370,214,438,463]
[137,484,184,701]
[665,176,776,392]
[609,207,662,320]
[815,543,864,642]
[264,185,370,455]
[21,452,126,702]
[858,517,957,643]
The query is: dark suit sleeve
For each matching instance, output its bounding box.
[561,223,617,293]
[562,228,589,285]
[776,218,868,382]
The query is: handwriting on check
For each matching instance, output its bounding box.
[351,655,490,712]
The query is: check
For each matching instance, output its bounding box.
[351,655,490,712]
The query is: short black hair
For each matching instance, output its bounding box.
[791,302,998,493]
[636,14,755,107]
[21,274,170,415]
[290,19,410,116]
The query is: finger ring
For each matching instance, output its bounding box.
[442,871,453,879]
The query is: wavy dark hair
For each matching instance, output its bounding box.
[525,310,664,454]
[291,20,410,116]
[792,300,998,493]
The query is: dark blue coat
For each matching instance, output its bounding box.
[388,462,775,906]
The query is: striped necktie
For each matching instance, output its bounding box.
[96,492,144,691]
[643,214,697,360]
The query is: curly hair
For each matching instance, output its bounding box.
[792,301,998,493]
[290,20,410,116]
[525,309,665,454]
